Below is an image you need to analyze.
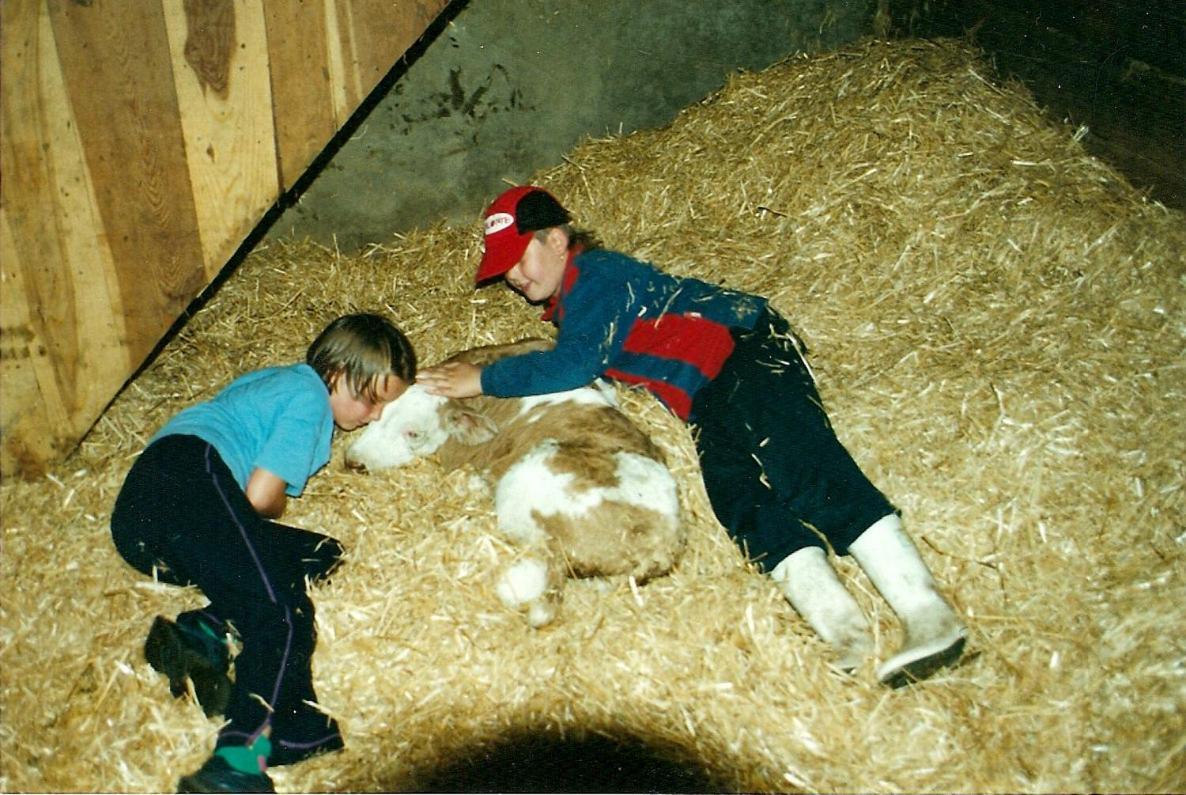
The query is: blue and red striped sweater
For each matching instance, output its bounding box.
[480,249,766,419]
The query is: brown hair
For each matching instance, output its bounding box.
[306,313,417,401]
[533,225,603,252]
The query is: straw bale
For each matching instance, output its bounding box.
[3,37,1184,793]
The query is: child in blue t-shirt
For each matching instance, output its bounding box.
[419,186,967,688]
[111,313,416,793]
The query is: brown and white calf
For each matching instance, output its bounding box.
[345,340,685,627]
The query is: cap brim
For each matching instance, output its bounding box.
[475,232,531,284]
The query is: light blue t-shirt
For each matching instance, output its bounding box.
[151,364,334,497]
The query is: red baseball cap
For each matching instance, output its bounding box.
[475,185,571,283]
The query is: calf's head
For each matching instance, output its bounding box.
[345,384,497,471]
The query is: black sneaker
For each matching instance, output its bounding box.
[177,754,274,793]
[145,616,232,717]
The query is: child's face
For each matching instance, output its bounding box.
[329,373,409,431]
[505,228,568,303]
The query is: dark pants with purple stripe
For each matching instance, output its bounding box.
[690,308,897,573]
[111,435,342,763]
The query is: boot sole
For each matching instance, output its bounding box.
[144,617,231,717]
[880,635,967,689]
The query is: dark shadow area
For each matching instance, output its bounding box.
[393,728,728,793]
[896,0,1186,210]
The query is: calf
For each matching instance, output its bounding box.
[346,339,685,627]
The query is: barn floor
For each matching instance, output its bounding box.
[2,38,1184,793]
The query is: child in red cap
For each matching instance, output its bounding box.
[419,185,967,687]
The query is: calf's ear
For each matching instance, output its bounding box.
[446,406,498,445]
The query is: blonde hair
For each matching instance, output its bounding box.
[306,313,417,401]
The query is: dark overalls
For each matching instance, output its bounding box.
[690,308,897,572]
[111,434,343,765]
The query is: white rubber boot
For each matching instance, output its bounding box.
[771,546,873,672]
[849,514,967,687]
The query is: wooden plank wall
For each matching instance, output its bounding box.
[0,0,449,477]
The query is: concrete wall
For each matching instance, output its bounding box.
[267,0,873,251]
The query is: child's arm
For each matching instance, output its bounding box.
[250,375,335,504]
[420,341,604,398]
[418,361,483,398]
[423,310,619,400]
[245,466,288,518]
[424,254,637,399]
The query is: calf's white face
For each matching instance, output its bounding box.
[345,384,450,470]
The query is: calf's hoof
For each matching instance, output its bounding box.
[496,558,558,628]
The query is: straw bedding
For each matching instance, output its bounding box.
[2,37,1184,792]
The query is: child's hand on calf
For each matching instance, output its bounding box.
[418,361,484,398]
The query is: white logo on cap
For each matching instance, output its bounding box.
[485,212,515,236]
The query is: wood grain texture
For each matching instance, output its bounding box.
[1,208,58,472]
[49,0,206,365]
[1,0,128,469]
[2,0,78,427]
[262,0,336,190]
[0,0,449,476]
[348,0,449,84]
[325,0,361,121]
[166,0,279,276]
